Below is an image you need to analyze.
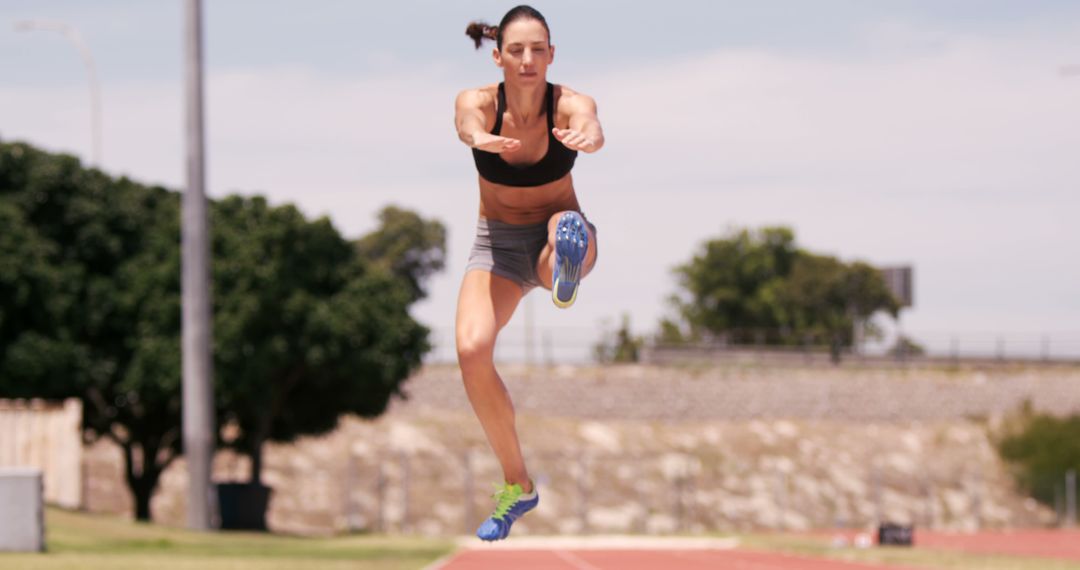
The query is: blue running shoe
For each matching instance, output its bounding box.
[552,211,589,309]
[475,482,539,541]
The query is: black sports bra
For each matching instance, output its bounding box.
[471,82,578,187]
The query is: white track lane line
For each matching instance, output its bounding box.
[418,551,457,570]
[552,549,604,570]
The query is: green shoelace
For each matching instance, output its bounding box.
[490,482,525,520]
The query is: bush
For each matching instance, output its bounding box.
[997,404,1080,507]
[594,314,643,363]
[888,335,926,358]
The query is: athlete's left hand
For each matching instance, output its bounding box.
[552,128,598,153]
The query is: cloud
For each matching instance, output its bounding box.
[575,25,1080,193]
[2,18,1079,356]
[563,21,1080,339]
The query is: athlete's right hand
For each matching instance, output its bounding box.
[471,132,521,154]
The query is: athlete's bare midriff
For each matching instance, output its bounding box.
[473,81,580,225]
[478,173,579,225]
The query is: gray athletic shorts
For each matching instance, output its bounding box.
[466,214,597,293]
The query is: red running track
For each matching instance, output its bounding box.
[916,529,1080,561]
[431,548,927,570]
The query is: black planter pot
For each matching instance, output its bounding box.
[217,482,272,531]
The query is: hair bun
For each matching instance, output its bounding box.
[466,21,499,49]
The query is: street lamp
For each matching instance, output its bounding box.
[183,0,216,531]
[14,20,103,167]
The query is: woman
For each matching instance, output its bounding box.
[455,5,604,541]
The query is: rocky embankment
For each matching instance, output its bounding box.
[83,363,1076,535]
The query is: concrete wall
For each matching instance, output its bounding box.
[0,399,82,509]
[0,468,44,552]
[397,363,1080,422]
[78,363,1077,535]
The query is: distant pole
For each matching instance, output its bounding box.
[895,315,905,362]
[524,296,535,370]
[462,449,475,535]
[375,460,387,533]
[1067,470,1077,528]
[400,453,412,533]
[971,469,983,531]
[577,452,590,534]
[14,20,102,167]
[1056,485,1065,527]
[775,470,788,531]
[182,0,216,531]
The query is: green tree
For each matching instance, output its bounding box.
[665,226,899,359]
[0,201,69,387]
[594,314,644,363]
[354,205,446,303]
[888,335,926,358]
[212,196,432,486]
[654,317,693,346]
[998,405,1080,508]
[0,141,184,520]
[670,227,796,344]
[781,255,899,361]
[0,141,441,522]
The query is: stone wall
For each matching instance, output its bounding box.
[0,399,82,509]
[79,363,1078,535]
[395,363,1080,422]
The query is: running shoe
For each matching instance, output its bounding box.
[475,482,539,541]
[552,211,589,309]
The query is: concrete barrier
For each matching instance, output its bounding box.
[0,398,82,509]
[0,467,44,552]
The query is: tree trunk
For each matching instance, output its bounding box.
[247,367,301,485]
[132,477,156,521]
[250,438,264,485]
[249,406,272,485]
[122,440,164,522]
[830,334,843,364]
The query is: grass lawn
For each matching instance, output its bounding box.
[0,507,453,570]
[12,508,1080,570]
[739,532,1080,570]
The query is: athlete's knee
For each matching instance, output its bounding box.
[456,326,496,369]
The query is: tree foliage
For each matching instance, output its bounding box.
[594,314,644,363]
[665,226,900,358]
[354,205,446,303]
[0,141,183,520]
[998,405,1080,508]
[0,141,441,519]
[212,197,431,483]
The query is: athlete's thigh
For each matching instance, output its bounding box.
[455,269,525,349]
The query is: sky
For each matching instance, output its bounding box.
[2,1,1079,361]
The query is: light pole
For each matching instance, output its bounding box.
[183,0,216,531]
[14,20,103,167]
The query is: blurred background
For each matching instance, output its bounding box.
[2,1,1080,569]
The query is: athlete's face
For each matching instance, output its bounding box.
[493,19,554,83]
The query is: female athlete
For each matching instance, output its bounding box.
[455,5,604,541]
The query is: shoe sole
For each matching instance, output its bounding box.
[552,212,588,309]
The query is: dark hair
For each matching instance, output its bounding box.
[466,5,550,51]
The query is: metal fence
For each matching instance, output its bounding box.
[423,326,1080,366]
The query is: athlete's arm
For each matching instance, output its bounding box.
[455,88,522,154]
[552,88,604,153]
